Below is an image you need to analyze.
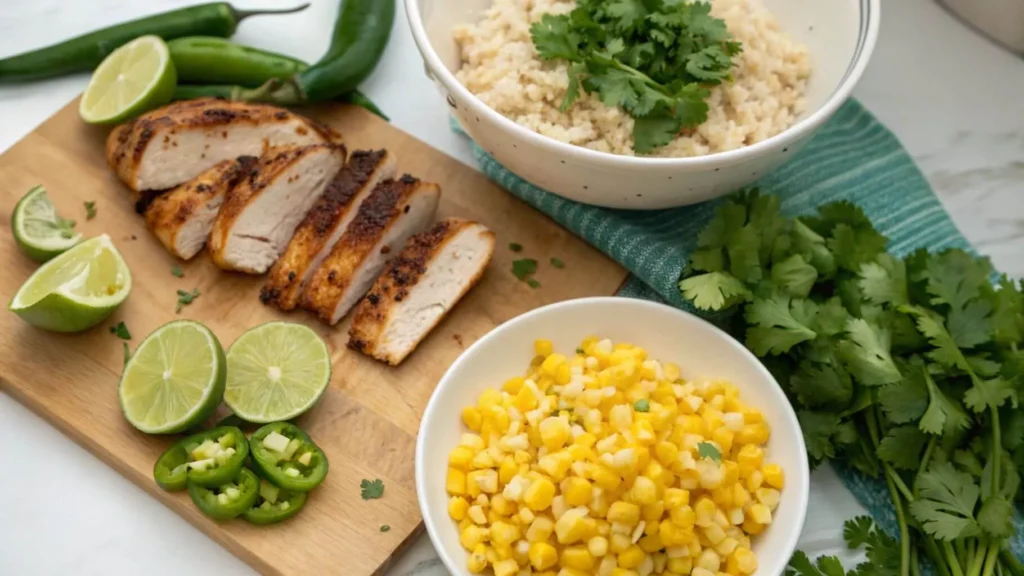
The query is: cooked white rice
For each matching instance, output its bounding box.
[453,0,812,157]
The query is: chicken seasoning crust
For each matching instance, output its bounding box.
[261,149,397,310]
[348,218,496,365]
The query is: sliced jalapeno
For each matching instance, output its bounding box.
[188,468,260,520]
[153,426,249,491]
[249,423,329,492]
[242,479,308,525]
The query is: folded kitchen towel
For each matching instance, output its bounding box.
[455,99,1024,556]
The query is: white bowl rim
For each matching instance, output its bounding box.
[415,296,811,575]
[405,0,880,168]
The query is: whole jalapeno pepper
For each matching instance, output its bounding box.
[167,37,308,87]
[249,423,329,492]
[242,478,308,525]
[153,426,249,491]
[188,468,260,521]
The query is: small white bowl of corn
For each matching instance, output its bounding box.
[416,297,809,576]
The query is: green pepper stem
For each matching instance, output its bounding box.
[231,3,311,22]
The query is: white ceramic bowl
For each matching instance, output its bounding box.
[416,297,810,576]
[405,0,879,209]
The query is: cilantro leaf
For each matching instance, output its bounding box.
[771,254,817,298]
[790,359,852,410]
[977,495,1013,539]
[170,265,184,278]
[175,288,200,314]
[512,258,538,281]
[902,306,969,372]
[786,551,849,576]
[963,376,1016,413]
[633,109,682,154]
[526,278,541,289]
[919,367,970,436]
[123,342,131,366]
[696,442,721,462]
[109,321,131,340]
[813,297,850,337]
[842,516,874,549]
[838,318,901,386]
[679,271,749,311]
[360,478,385,500]
[380,524,391,532]
[859,254,908,306]
[530,14,582,61]
[509,242,523,252]
[633,399,650,412]
[550,257,565,269]
[792,220,836,278]
[877,363,928,424]
[909,461,982,541]
[877,425,928,470]
[798,411,844,464]
[83,200,97,221]
[744,294,817,356]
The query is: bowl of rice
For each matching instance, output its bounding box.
[405,0,879,209]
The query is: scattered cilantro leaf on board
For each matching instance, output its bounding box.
[109,321,131,340]
[83,201,97,220]
[56,216,77,239]
[550,257,565,269]
[696,442,721,463]
[526,278,541,289]
[379,525,391,533]
[123,343,132,366]
[360,478,385,500]
[175,288,200,314]
[512,258,538,281]
[509,242,523,252]
[171,265,184,278]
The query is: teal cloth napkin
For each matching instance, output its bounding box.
[455,99,1024,555]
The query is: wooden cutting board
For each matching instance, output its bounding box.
[0,99,627,576]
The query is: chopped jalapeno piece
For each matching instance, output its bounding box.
[242,479,308,525]
[188,468,260,521]
[153,426,249,491]
[249,423,328,493]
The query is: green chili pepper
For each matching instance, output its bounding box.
[153,426,249,491]
[249,423,329,492]
[0,3,310,83]
[188,468,260,521]
[168,37,307,87]
[242,479,308,525]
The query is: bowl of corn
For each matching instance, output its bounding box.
[416,297,809,576]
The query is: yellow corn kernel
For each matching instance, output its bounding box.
[460,433,486,451]
[711,428,734,455]
[608,501,641,526]
[562,546,596,570]
[618,545,645,569]
[728,547,758,574]
[667,557,693,575]
[539,451,574,481]
[449,496,470,521]
[727,508,745,526]
[479,388,503,409]
[710,486,733,509]
[715,537,739,557]
[653,405,678,432]
[733,484,751,508]
[460,525,487,550]
[449,445,475,470]
[527,515,555,542]
[515,450,533,464]
[498,457,518,485]
[587,535,610,557]
[564,477,594,507]
[659,520,690,547]
[503,376,526,395]
[736,445,763,475]
[529,542,558,570]
[723,461,740,486]
[471,450,496,469]
[555,508,593,544]
[630,476,658,505]
[747,469,764,492]
[468,469,499,494]
[694,497,717,526]
[695,548,721,572]
[492,494,515,516]
[742,408,764,424]
[676,415,706,435]
[756,487,782,511]
[611,570,640,576]
[447,468,467,495]
[592,466,622,491]
[655,441,679,467]
[664,488,690,510]
[556,363,572,385]
[642,501,665,524]
[576,432,598,448]
[663,362,681,382]
[489,520,520,546]
[736,423,770,445]
[467,543,489,573]
[670,505,696,528]
[702,523,726,546]
[541,353,568,375]
[524,478,556,511]
[540,417,571,450]
[748,503,772,525]
[463,407,483,432]
[515,385,540,412]
[638,533,663,553]
[763,464,785,489]
[610,533,633,555]
[493,558,519,576]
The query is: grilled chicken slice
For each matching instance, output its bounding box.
[348,219,495,365]
[106,98,338,192]
[260,150,397,311]
[208,143,347,274]
[301,175,441,325]
[143,156,257,260]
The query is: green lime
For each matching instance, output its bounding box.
[11,185,83,262]
[224,322,331,423]
[79,35,177,125]
[119,320,226,434]
[9,235,131,332]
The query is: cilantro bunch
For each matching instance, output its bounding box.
[679,190,1024,576]
[530,0,741,153]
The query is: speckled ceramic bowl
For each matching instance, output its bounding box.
[406,0,879,209]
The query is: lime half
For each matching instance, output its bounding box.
[119,320,226,434]
[9,235,131,332]
[79,35,177,125]
[11,185,83,262]
[224,322,331,423]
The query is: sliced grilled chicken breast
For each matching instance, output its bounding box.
[301,176,441,325]
[208,143,347,274]
[348,219,495,365]
[106,98,338,192]
[143,156,257,260]
[260,149,397,311]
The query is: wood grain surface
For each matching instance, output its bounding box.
[0,99,627,575]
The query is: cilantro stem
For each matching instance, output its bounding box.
[925,538,954,576]
[867,407,911,576]
[990,407,1002,495]
[911,545,921,576]
[889,469,915,503]
[983,544,1001,576]
[1000,549,1024,576]
[947,541,967,576]
[969,545,988,576]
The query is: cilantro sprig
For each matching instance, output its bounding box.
[682,189,1024,576]
[530,0,741,153]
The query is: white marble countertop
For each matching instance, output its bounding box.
[1,0,1022,574]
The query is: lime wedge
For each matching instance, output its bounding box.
[11,185,83,262]
[119,320,226,434]
[224,322,331,423]
[9,235,131,332]
[79,35,177,125]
